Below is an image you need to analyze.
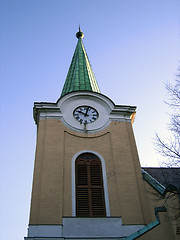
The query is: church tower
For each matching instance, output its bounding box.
[25,29,177,240]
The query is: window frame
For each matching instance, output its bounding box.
[75,153,106,217]
[72,150,110,217]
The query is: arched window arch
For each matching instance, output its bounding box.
[72,150,110,217]
[75,153,106,217]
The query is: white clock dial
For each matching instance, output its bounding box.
[74,106,98,124]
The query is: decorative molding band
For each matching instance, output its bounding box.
[26,218,145,239]
[27,225,63,238]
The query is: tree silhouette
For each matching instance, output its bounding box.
[155,71,180,167]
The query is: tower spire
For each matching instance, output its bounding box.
[60,28,100,98]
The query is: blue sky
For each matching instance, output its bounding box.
[0,0,180,239]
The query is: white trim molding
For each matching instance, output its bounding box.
[33,92,136,132]
[26,220,144,239]
[71,150,111,217]
[27,225,62,238]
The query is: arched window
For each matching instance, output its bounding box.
[75,153,106,217]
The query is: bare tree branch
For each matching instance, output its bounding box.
[154,73,180,167]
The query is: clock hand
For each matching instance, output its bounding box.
[85,107,89,117]
[77,110,85,115]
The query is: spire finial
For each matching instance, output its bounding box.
[76,26,84,39]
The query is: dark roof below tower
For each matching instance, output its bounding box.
[142,167,180,199]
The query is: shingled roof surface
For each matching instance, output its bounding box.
[61,29,100,97]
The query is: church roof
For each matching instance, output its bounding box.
[142,167,180,198]
[142,167,180,193]
[60,28,100,98]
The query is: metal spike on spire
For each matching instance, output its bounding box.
[60,28,100,97]
[76,26,84,39]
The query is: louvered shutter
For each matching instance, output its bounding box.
[76,153,106,217]
[76,158,89,216]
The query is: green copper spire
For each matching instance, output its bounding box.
[60,28,100,97]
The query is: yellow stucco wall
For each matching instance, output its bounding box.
[29,119,151,225]
[141,180,179,240]
[29,118,179,239]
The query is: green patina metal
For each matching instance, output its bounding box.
[123,170,167,239]
[61,28,100,98]
[142,169,167,196]
[125,207,167,240]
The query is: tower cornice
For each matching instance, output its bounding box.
[33,91,136,131]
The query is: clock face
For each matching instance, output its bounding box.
[74,106,98,124]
